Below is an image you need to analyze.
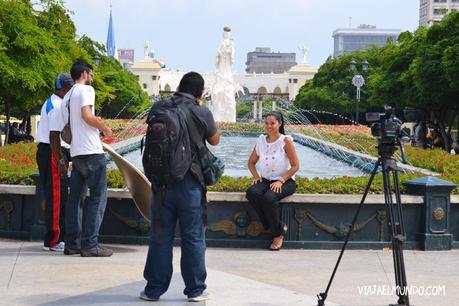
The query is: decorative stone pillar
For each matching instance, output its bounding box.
[253,100,258,120]
[272,100,276,111]
[404,176,456,250]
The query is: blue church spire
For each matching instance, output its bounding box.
[106,3,117,58]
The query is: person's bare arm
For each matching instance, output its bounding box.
[207,130,221,146]
[81,105,113,137]
[269,138,299,193]
[247,148,261,184]
[49,131,66,176]
[282,137,299,181]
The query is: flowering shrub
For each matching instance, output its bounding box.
[0,143,37,185]
[103,119,147,143]
[0,123,457,194]
[217,122,264,133]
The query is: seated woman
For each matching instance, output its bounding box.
[246,112,299,251]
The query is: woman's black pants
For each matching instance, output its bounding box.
[246,178,296,237]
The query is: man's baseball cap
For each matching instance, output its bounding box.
[55,73,74,90]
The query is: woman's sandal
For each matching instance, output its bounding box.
[269,225,288,251]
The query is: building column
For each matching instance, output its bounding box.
[253,100,258,120]
[258,99,263,120]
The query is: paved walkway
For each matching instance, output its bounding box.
[1,239,457,306]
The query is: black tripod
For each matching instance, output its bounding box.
[317,143,410,306]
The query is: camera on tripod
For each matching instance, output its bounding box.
[317,104,422,306]
[365,105,424,163]
[366,105,404,145]
[366,105,424,145]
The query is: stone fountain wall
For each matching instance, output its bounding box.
[1,184,457,250]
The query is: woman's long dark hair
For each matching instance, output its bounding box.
[265,111,285,135]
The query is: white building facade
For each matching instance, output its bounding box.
[420,0,459,27]
[130,62,316,101]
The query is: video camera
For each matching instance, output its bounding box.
[365,105,403,145]
[365,105,423,161]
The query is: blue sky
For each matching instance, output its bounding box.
[64,0,419,72]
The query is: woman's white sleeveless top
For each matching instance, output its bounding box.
[255,134,295,181]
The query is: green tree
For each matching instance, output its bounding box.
[78,35,150,118]
[294,51,378,119]
[0,0,80,142]
[0,0,149,145]
[411,13,459,150]
[295,12,459,151]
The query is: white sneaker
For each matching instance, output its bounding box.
[42,242,65,252]
[139,290,158,301]
[188,292,209,302]
[50,242,65,252]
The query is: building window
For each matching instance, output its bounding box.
[434,8,448,15]
[293,79,298,84]
[433,0,446,2]
[152,76,157,80]
[143,83,148,89]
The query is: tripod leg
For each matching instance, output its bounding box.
[382,166,403,300]
[317,158,381,306]
[382,162,410,306]
[392,170,410,306]
[392,170,406,234]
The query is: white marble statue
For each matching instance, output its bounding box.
[209,27,242,122]
[144,41,150,59]
[299,45,309,65]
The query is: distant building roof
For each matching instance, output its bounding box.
[332,27,401,37]
[288,64,317,75]
[130,60,161,71]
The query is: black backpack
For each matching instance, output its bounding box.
[141,97,192,185]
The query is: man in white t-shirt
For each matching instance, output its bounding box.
[36,73,74,252]
[50,59,113,257]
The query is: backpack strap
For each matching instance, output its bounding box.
[178,104,208,158]
[177,103,209,224]
[65,87,76,126]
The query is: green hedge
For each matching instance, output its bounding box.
[207,175,418,194]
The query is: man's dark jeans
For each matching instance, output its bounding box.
[143,173,207,299]
[65,154,107,250]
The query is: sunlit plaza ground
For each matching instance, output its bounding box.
[1,239,458,306]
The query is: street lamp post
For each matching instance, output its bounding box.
[350,59,368,124]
